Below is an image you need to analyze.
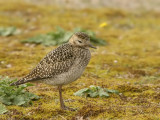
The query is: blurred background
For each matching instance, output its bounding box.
[0,0,160,119]
[26,0,160,10]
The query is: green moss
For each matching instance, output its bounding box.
[0,0,160,119]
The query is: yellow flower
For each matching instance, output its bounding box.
[99,22,108,28]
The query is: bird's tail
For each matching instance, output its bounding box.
[10,78,28,86]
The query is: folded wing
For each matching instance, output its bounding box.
[11,43,75,86]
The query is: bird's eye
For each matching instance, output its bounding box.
[78,40,82,43]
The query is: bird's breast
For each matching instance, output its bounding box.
[43,50,91,86]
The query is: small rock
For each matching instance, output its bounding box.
[114,60,118,63]
[6,64,12,68]
[1,61,4,64]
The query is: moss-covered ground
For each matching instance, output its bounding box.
[0,1,160,119]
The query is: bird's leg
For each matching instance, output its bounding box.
[58,85,76,111]
[58,85,65,109]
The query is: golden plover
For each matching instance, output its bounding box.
[11,32,96,110]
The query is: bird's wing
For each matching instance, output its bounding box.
[11,43,76,85]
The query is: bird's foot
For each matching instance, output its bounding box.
[61,106,76,111]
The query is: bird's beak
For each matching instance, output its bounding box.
[88,44,97,49]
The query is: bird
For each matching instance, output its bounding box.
[10,32,96,110]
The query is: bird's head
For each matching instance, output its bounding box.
[69,32,96,49]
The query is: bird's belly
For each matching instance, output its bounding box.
[43,66,85,86]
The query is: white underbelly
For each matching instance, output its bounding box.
[42,51,91,86]
[43,65,85,86]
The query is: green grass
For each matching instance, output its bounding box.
[0,76,39,115]
[22,27,106,46]
[0,26,21,36]
[74,85,119,98]
[0,104,8,115]
[0,0,160,119]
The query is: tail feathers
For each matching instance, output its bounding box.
[10,78,29,86]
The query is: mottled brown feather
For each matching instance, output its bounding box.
[11,43,76,85]
[10,32,93,86]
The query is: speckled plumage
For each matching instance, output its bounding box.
[11,32,96,110]
[11,32,91,86]
[75,32,90,40]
